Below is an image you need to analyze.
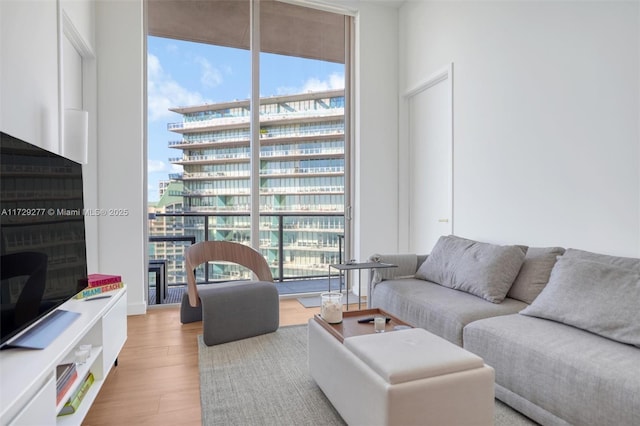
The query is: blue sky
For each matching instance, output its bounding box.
[147,36,345,202]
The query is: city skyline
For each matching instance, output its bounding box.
[147,35,345,202]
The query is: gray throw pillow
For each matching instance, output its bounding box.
[563,248,640,272]
[415,235,527,303]
[507,246,565,304]
[520,257,640,346]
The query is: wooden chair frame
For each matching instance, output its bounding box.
[185,241,273,307]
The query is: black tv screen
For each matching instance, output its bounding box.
[0,131,88,348]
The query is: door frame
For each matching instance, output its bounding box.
[398,63,454,252]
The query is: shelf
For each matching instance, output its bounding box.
[54,346,102,414]
[0,287,127,425]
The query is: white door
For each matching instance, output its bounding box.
[407,66,453,254]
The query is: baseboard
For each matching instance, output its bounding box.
[127,300,147,315]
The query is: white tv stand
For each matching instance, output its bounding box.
[0,287,127,425]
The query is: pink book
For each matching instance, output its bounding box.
[87,273,122,287]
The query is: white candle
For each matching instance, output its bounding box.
[321,292,343,323]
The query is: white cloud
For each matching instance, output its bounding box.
[147,53,208,121]
[302,72,345,92]
[170,164,184,173]
[165,43,179,55]
[195,57,224,89]
[274,85,298,96]
[148,159,167,173]
[274,72,345,96]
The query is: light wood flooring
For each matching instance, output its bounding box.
[83,299,348,425]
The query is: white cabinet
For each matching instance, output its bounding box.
[0,287,127,425]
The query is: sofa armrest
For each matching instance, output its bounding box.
[368,253,422,286]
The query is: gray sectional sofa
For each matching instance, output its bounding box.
[369,235,640,426]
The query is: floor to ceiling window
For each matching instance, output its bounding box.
[145,0,352,303]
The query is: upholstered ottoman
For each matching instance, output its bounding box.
[308,319,494,425]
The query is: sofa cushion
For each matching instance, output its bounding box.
[563,248,640,271]
[463,314,640,426]
[507,246,565,304]
[520,257,640,346]
[415,235,526,303]
[370,278,527,346]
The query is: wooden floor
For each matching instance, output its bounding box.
[83,299,339,425]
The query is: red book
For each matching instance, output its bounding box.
[88,273,122,287]
[56,370,78,405]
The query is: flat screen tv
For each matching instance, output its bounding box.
[0,131,88,349]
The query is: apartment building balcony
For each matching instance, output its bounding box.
[260,147,344,160]
[260,166,344,177]
[168,137,248,149]
[173,170,251,180]
[169,148,343,166]
[260,186,344,195]
[167,108,344,134]
[173,204,342,213]
[169,152,250,164]
[167,129,343,149]
[182,188,250,196]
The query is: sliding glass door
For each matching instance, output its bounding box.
[257,1,350,284]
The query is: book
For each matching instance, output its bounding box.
[88,273,122,288]
[58,373,95,416]
[56,363,76,392]
[56,370,78,405]
[75,281,124,299]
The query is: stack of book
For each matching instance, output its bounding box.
[56,363,78,405]
[75,273,124,299]
[58,372,95,416]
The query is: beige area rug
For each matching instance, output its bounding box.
[198,324,538,426]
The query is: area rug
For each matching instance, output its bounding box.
[198,325,538,426]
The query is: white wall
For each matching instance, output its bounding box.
[1,0,101,273]
[352,3,400,262]
[1,0,146,315]
[95,0,146,314]
[399,1,640,256]
[0,0,59,152]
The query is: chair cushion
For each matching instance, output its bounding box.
[199,281,279,346]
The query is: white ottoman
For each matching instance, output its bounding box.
[308,319,494,426]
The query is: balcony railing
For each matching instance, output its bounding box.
[170,166,343,181]
[167,126,343,147]
[167,108,345,131]
[148,211,345,289]
[169,147,344,164]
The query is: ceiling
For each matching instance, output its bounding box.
[147,0,346,64]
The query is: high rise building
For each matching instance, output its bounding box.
[148,180,185,286]
[157,180,171,198]
[167,89,345,282]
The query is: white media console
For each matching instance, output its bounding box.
[0,287,127,425]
